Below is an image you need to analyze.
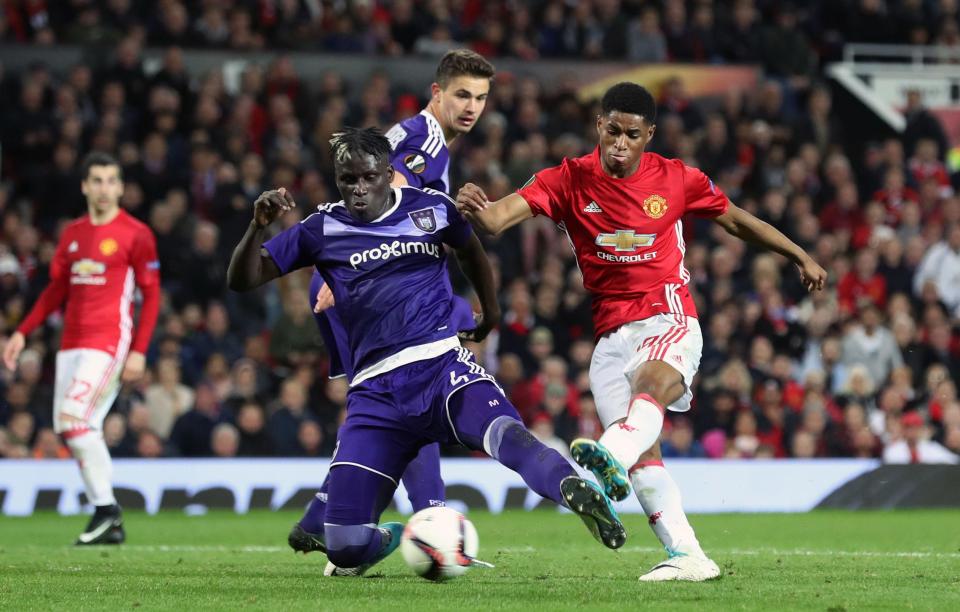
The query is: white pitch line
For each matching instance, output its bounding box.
[618,546,960,559]
[74,545,288,553]
[68,545,960,559]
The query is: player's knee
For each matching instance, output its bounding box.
[325,524,379,567]
[56,414,89,436]
[627,442,664,475]
[637,442,663,464]
[631,365,682,406]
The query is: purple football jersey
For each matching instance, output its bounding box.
[311,109,457,379]
[264,187,472,379]
[385,111,450,192]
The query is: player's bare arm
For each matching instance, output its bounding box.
[712,202,827,291]
[227,188,296,291]
[455,184,533,236]
[451,233,501,342]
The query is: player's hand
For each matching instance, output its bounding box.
[796,256,827,292]
[121,351,147,383]
[314,282,335,313]
[458,312,498,343]
[253,187,296,228]
[456,183,489,213]
[2,331,25,371]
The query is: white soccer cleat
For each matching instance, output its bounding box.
[323,561,361,577]
[638,554,721,582]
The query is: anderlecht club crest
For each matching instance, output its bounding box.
[409,208,438,233]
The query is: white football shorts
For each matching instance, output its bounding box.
[53,348,125,433]
[589,314,703,428]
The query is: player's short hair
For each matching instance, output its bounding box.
[329,126,391,167]
[601,82,657,124]
[80,151,123,180]
[435,49,496,88]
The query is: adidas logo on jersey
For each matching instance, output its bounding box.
[584,201,603,213]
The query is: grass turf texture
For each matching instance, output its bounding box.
[1,510,958,611]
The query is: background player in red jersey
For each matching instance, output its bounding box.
[3,152,160,545]
[456,83,827,582]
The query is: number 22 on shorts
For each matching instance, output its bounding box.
[66,377,93,403]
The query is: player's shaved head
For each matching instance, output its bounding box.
[329,127,391,167]
[601,82,657,125]
[435,49,495,88]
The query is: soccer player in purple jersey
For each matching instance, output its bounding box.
[229,128,625,576]
[291,50,496,557]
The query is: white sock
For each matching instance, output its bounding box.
[597,393,664,469]
[65,430,116,507]
[631,464,705,558]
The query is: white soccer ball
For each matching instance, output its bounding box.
[400,506,479,581]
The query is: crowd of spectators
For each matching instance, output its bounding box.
[1,0,959,465]
[2,0,960,65]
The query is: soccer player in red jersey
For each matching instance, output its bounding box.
[457,83,827,581]
[3,152,160,545]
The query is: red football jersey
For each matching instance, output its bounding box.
[518,148,728,338]
[18,210,160,356]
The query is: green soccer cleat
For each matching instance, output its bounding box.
[570,438,631,501]
[323,522,404,577]
[560,476,627,550]
[287,523,327,555]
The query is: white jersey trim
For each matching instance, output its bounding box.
[675,219,691,284]
[420,110,447,158]
[369,188,403,223]
[327,461,398,486]
[350,335,461,387]
[119,267,134,355]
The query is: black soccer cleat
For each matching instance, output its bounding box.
[76,505,125,545]
[561,476,627,550]
[288,523,327,555]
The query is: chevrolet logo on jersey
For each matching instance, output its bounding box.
[595,230,656,252]
[71,259,106,276]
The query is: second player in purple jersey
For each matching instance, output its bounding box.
[295,51,498,558]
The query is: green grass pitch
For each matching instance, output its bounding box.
[1,509,958,611]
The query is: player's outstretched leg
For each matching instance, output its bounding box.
[559,475,627,550]
[631,459,720,582]
[449,384,625,549]
[570,438,631,502]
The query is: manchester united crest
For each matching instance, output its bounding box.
[642,194,668,219]
[99,238,119,256]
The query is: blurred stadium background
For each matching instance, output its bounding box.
[1,0,960,520]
